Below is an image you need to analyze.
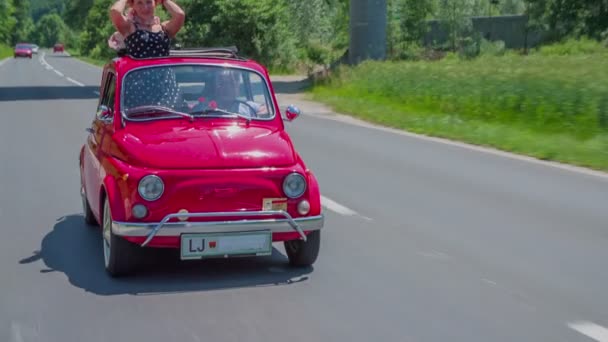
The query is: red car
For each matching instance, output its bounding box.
[53,43,64,53]
[79,48,324,277]
[14,43,33,58]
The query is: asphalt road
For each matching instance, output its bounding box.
[1,51,607,342]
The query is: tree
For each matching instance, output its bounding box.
[181,0,298,69]
[500,0,525,14]
[288,0,348,68]
[30,0,66,22]
[64,0,95,30]
[11,0,34,44]
[0,0,17,45]
[399,0,435,44]
[79,0,116,59]
[524,0,608,41]
[32,13,68,47]
[437,0,474,51]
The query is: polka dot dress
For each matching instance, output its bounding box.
[124,24,171,59]
[123,24,180,109]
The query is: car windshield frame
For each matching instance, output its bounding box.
[15,44,31,50]
[119,63,277,123]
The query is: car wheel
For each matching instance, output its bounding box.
[102,197,139,277]
[80,185,97,226]
[284,230,320,267]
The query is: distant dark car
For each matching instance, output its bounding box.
[53,43,64,53]
[14,43,33,58]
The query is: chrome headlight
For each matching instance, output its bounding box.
[138,175,164,201]
[283,173,307,199]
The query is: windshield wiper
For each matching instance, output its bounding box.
[190,108,251,122]
[125,105,193,121]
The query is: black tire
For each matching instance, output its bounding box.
[102,198,139,277]
[284,230,320,267]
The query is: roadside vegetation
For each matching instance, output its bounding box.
[0,44,12,59]
[312,40,608,170]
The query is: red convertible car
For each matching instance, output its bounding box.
[79,48,324,276]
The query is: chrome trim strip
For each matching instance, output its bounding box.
[112,212,324,247]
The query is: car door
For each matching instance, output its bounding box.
[83,71,116,219]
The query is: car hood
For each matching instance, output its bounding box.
[112,122,297,169]
[15,49,31,53]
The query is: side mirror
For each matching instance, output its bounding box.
[284,105,301,121]
[96,105,113,123]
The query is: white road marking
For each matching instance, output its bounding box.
[568,321,608,342]
[482,278,498,286]
[417,250,450,260]
[321,195,361,217]
[66,77,85,87]
[39,52,53,70]
[42,51,87,87]
[10,321,24,342]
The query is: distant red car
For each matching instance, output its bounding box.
[53,43,64,53]
[14,43,33,58]
[79,48,324,277]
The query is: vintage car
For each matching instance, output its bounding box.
[79,48,324,277]
[53,43,64,53]
[14,43,33,58]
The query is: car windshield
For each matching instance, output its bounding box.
[16,44,30,49]
[122,65,275,121]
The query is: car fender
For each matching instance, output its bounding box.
[306,170,322,216]
[102,175,127,222]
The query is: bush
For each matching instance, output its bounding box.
[539,37,607,56]
[480,39,506,56]
[395,43,424,61]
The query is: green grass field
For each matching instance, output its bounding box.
[0,44,13,59]
[311,43,608,171]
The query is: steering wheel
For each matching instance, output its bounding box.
[230,100,258,117]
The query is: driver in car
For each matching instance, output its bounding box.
[191,69,269,117]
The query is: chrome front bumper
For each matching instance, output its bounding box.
[112,210,324,247]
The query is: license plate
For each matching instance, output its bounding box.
[180,231,272,260]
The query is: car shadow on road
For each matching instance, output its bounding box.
[0,86,99,102]
[19,214,313,296]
